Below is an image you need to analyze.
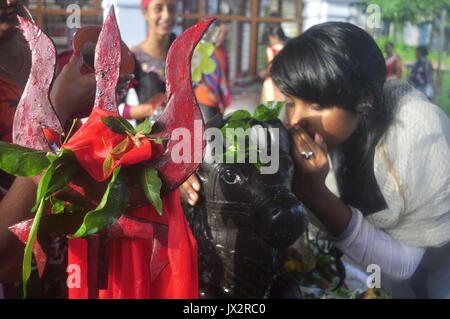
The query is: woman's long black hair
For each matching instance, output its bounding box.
[270,22,396,215]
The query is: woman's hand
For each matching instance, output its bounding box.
[179,174,201,206]
[50,55,134,125]
[50,55,96,124]
[288,124,329,200]
[128,93,166,120]
[287,124,352,236]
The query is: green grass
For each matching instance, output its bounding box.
[375,37,450,117]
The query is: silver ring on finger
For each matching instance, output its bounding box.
[300,151,314,160]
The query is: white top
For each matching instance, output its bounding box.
[322,81,450,297]
[368,84,450,248]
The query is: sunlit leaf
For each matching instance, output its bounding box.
[103,153,114,178]
[111,137,130,155]
[22,198,45,299]
[50,197,66,214]
[0,141,49,177]
[253,101,286,122]
[136,118,153,135]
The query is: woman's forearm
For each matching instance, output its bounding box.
[293,182,352,237]
[0,177,37,281]
[330,207,425,281]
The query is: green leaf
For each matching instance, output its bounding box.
[50,197,66,214]
[0,141,50,177]
[66,202,84,214]
[70,167,129,238]
[226,110,252,121]
[46,161,78,195]
[111,137,130,155]
[136,118,153,135]
[221,121,247,146]
[202,58,216,74]
[31,161,56,213]
[102,153,114,178]
[101,116,136,135]
[22,197,45,299]
[140,165,163,215]
[253,101,286,122]
[32,150,77,212]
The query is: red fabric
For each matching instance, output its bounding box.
[68,188,198,299]
[62,106,197,298]
[142,0,151,9]
[386,55,403,79]
[61,108,163,182]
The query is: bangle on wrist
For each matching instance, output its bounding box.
[122,104,132,119]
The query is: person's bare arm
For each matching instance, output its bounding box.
[0,177,36,281]
[126,93,166,121]
[288,125,352,236]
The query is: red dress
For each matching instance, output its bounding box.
[261,44,284,103]
[68,189,198,299]
[386,54,403,80]
[62,108,199,299]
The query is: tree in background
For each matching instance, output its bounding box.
[366,0,449,44]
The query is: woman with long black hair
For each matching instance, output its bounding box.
[270,22,450,298]
[121,0,177,121]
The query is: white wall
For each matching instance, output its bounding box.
[302,0,355,31]
[102,0,147,49]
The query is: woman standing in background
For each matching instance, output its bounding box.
[408,45,435,101]
[121,0,178,121]
[385,42,403,80]
[260,24,287,103]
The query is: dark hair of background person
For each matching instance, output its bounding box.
[417,45,428,57]
[270,22,398,215]
[266,24,289,43]
[385,41,394,48]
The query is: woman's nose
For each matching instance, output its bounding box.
[288,105,309,129]
[161,6,172,21]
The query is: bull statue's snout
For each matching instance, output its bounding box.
[252,187,308,248]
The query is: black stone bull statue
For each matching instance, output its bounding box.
[187,106,309,299]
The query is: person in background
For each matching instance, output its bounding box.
[121,0,178,121]
[194,22,232,113]
[408,45,434,101]
[270,22,449,298]
[260,24,287,103]
[385,42,403,80]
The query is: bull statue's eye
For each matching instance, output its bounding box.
[222,169,242,185]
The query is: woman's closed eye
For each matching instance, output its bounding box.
[310,104,324,111]
[285,102,295,108]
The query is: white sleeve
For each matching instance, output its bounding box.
[330,206,426,282]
